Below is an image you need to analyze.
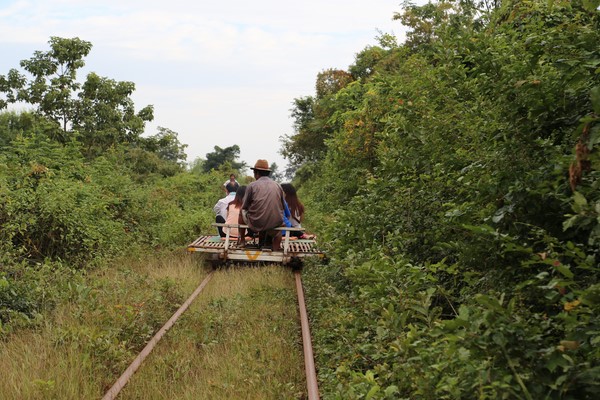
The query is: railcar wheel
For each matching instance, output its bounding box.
[289,257,303,271]
[209,255,225,269]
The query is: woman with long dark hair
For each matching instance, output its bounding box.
[281,183,305,238]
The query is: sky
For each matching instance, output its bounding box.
[0,0,416,174]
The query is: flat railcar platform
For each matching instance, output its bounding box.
[187,224,324,265]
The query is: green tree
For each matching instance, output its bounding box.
[140,126,187,164]
[269,162,284,182]
[0,36,153,154]
[202,144,246,172]
[188,157,205,174]
[348,46,387,80]
[280,96,321,170]
[315,68,353,99]
[119,126,188,179]
[393,0,454,53]
[281,69,355,177]
[5,37,93,135]
[74,72,154,157]
[0,36,95,139]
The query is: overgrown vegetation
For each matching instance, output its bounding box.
[120,267,305,400]
[0,252,207,399]
[0,38,230,335]
[1,35,304,399]
[4,0,600,398]
[286,0,600,398]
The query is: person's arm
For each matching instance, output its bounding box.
[238,187,252,245]
[283,200,292,227]
[213,200,221,215]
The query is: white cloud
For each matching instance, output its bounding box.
[0,0,418,171]
[134,84,298,169]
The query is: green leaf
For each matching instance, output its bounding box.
[573,191,588,212]
[554,264,574,279]
[492,333,508,347]
[475,294,504,312]
[582,0,600,14]
[365,370,376,383]
[366,384,380,399]
[0,276,9,289]
[384,385,399,396]
[458,347,471,361]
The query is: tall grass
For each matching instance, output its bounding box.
[0,256,306,399]
[0,251,207,399]
[0,332,100,399]
[119,266,306,400]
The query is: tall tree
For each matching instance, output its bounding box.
[202,144,246,172]
[0,37,92,136]
[315,68,353,99]
[74,72,154,157]
[280,96,322,169]
[0,36,153,154]
[141,126,188,164]
[269,162,284,182]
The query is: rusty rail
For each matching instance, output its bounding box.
[102,271,214,400]
[295,271,320,400]
[102,268,319,399]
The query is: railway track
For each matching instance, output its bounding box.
[102,266,320,400]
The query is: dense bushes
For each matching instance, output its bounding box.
[0,256,85,335]
[0,111,221,334]
[0,145,218,333]
[294,0,600,398]
[0,132,218,264]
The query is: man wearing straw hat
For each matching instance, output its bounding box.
[238,159,285,250]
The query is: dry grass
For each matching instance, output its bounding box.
[0,251,208,399]
[119,265,306,400]
[0,332,100,399]
[0,256,306,399]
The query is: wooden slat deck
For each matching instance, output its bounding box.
[188,235,322,254]
[187,224,324,264]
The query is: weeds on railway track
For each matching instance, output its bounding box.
[119,266,306,400]
[0,251,207,399]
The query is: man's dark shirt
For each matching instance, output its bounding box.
[242,176,284,232]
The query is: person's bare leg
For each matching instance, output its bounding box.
[237,213,246,246]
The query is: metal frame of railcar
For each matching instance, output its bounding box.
[187,223,324,266]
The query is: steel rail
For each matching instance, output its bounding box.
[295,271,320,400]
[102,271,214,400]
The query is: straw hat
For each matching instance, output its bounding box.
[250,159,271,171]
